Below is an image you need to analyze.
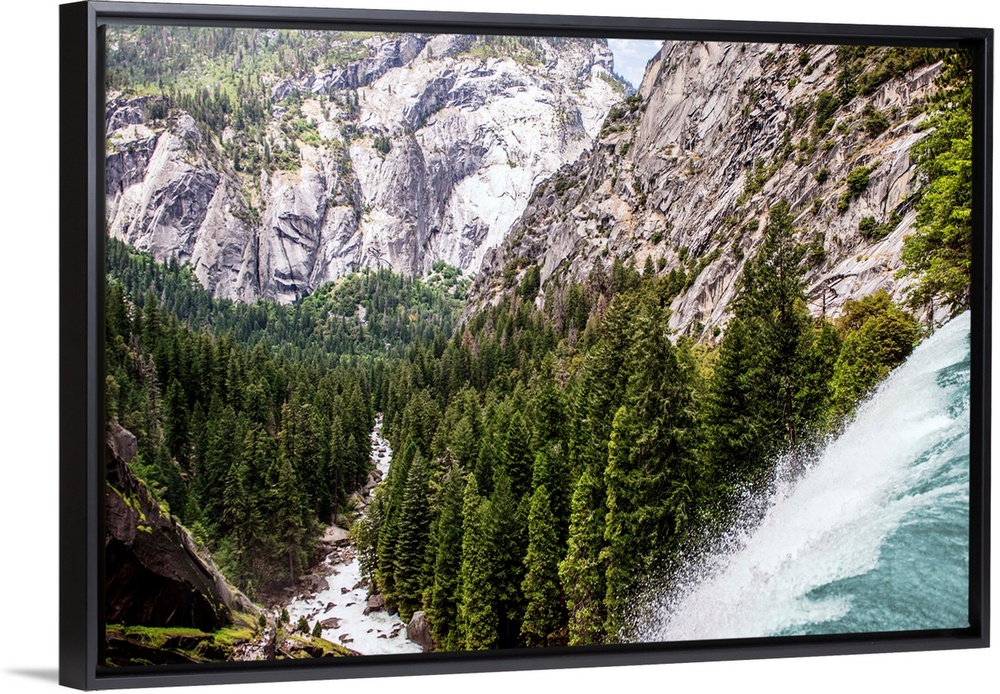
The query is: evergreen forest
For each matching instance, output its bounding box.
[103,37,973,654]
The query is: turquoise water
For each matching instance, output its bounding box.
[649,313,970,640]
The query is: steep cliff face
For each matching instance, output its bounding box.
[105,421,258,632]
[105,31,623,304]
[473,41,944,336]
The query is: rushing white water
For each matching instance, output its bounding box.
[646,312,971,641]
[284,416,423,655]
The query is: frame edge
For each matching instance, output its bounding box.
[60,1,100,690]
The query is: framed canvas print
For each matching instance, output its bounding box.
[59,0,991,689]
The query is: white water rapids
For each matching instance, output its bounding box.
[284,415,423,655]
[642,312,971,641]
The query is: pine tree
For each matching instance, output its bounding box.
[428,468,466,651]
[532,444,570,546]
[569,292,637,482]
[458,476,497,650]
[501,410,533,499]
[560,470,606,645]
[222,454,260,586]
[393,452,431,621]
[529,353,565,448]
[266,447,308,584]
[521,485,563,646]
[163,377,190,467]
[327,415,347,511]
[491,473,527,647]
[704,199,820,488]
[602,290,696,641]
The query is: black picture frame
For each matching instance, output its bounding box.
[59,1,992,690]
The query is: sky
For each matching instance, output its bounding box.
[608,38,664,89]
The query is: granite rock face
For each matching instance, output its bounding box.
[104,422,257,631]
[105,32,624,304]
[472,42,946,336]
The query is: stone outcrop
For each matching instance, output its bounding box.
[406,611,433,652]
[472,42,947,336]
[105,32,624,304]
[104,421,257,631]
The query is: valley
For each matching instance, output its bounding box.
[101,25,973,663]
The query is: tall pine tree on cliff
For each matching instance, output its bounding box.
[704,199,822,488]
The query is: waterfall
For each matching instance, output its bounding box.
[643,312,971,642]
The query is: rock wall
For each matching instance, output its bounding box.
[105,32,624,304]
[105,421,257,631]
[473,42,945,336]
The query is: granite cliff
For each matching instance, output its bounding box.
[105,31,623,304]
[472,42,946,336]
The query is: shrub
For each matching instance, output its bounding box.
[792,100,812,130]
[846,165,872,196]
[863,104,890,137]
[807,231,827,266]
[858,211,902,241]
[830,291,921,417]
[813,90,839,137]
[373,134,392,155]
[858,216,878,237]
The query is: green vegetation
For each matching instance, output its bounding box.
[812,90,839,138]
[737,157,780,205]
[858,211,902,241]
[105,615,261,664]
[829,291,921,420]
[899,50,973,315]
[836,45,941,103]
[600,94,644,136]
[106,26,375,178]
[373,134,392,155]
[107,238,466,364]
[105,242,464,595]
[102,30,970,659]
[862,103,890,137]
[837,165,873,212]
[460,35,547,66]
[348,201,925,649]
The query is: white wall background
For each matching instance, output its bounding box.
[0,1,993,692]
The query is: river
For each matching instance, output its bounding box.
[283,414,423,655]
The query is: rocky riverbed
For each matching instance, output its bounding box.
[283,415,423,655]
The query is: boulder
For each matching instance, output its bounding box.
[300,575,329,594]
[320,617,342,629]
[104,429,257,632]
[363,593,385,615]
[406,611,433,652]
